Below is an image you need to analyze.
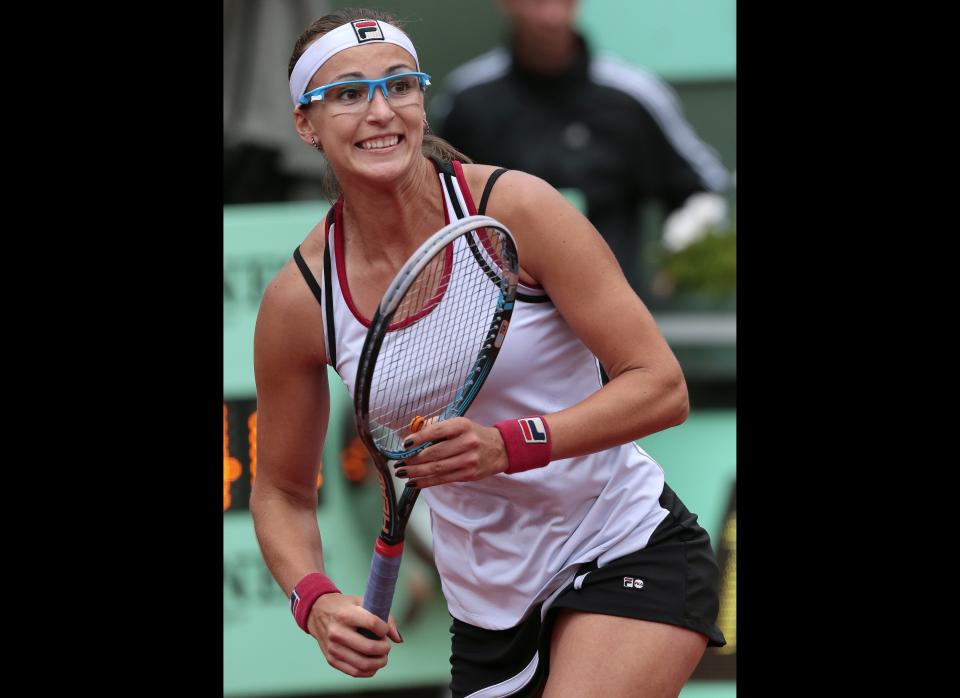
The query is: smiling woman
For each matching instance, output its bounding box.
[251,6,726,697]
[287,8,470,203]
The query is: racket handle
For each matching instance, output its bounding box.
[359,540,404,639]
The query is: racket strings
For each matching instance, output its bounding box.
[368,229,512,453]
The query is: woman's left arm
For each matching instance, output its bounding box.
[401,171,687,485]
[499,171,688,459]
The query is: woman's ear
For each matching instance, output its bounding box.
[293,107,322,150]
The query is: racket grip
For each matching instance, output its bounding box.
[359,540,404,639]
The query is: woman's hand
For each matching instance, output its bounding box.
[307,592,403,678]
[397,416,508,488]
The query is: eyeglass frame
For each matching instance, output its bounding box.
[297,71,432,107]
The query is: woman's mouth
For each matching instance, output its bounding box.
[356,134,403,151]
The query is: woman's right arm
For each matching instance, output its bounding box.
[250,261,400,677]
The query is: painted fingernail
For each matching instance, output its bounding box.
[392,461,406,469]
[405,480,418,488]
[403,438,414,448]
[398,631,404,643]
[396,469,408,478]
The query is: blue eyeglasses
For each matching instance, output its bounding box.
[298,71,431,112]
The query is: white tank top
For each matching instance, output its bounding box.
[322,160,670,629]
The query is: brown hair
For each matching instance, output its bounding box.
[290,8,472,202]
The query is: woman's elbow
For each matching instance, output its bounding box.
[249,476,289,521]
[665,366,690,428]
[250,474,318,518]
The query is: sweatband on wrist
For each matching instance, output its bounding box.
[494,417,552,474]
[290,572,341,633]
[289,19,421,105]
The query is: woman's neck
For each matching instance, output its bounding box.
[339,156,446,266]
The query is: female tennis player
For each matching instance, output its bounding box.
[250,8,725,696]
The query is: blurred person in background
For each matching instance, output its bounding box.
[430,0,730,294]
[251,6,724,696]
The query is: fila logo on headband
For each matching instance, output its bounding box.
[352,20,385,43]
[519,418,548,444]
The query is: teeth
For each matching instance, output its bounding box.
[360,135,399,150]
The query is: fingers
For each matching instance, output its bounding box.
[396,418,506,487]
[402,430,477,466]
[386,615,404,644]
[395,417,506,488]
[348,604,398,645]
[322,636,389,678]
[403,415,466,450]
[402,464,478,489]
[312,596,398,678]
[402,417,476,463]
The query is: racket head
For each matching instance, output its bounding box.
[354,214,519,542]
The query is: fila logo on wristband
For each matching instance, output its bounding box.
[496,416,551,474]
[290,589,301,614]
[518,417,548,444]
[352,20,385,42]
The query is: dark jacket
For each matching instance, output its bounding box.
[431,35,729,287]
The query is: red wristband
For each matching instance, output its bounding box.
[494,417,552,474]
[290,572,341,634]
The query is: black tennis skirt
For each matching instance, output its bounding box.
[448,482,726,697]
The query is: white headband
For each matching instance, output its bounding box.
[289,19,420,105]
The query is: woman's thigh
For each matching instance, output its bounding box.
[542,609,708,698]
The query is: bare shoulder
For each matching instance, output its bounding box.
[461,167,588,276]
[256,229,329,369]
[460,164,559,212]
[460,162,503,193]
[460,165,563,220]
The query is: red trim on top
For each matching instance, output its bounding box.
[451,159,501,266]
[333,197,371,327]
[452,160,477,215]
[333,164,455,330]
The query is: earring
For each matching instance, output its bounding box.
[310,136,322,152]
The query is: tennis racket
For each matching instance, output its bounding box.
[354,214,519,637]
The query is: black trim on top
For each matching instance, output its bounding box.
[478,168,509,216]
[441,168,504,292]
[291,208,337,367]
[321,208,337,366]
[432,156,455,178]
[477,167,550,305]
[453,163,551,305]
[441,166,466,219]
[292,247,323,305]
[517,291,551,303]
[597,359,610,386]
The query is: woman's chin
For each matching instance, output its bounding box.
[349,146,420,183]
